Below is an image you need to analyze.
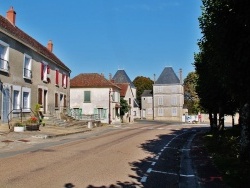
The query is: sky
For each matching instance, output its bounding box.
[0,0,202,81]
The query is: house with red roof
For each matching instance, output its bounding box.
[0,7,71,125]
[70,73,121,124]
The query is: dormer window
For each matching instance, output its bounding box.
[23,54,32,79]
[0,40,9,72]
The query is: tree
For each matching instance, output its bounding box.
[133,76,154,108]
[195,0,250,160]
[183,72,200,114]
[120,97,130,122]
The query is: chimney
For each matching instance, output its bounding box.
[179,68,183,84]
[47,40,53,53]
[109,73,112,80]
[6,7,16,26]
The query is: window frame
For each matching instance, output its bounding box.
[41,61,48,82]
[12,85,21,112]
[23,54,32,79]
[22,87,31,112]
[158,108,164,116]
[172,107,177,116]
[84,91,91,103]
[0,40,9,72]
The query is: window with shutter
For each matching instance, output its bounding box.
[56,70,59,85]
[84,91,91,103]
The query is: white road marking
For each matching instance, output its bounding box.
[151,162,156,166]
[147,168,152,173]
[140,176,147,183]
[180,174,195,177]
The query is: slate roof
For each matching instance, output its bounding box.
[0,14,70,72]
[141,90,153,97]
[155,67,180,84]
[112,70,135,88]
[70,73,120,89]
[116,83,129,97]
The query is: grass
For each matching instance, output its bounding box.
[202,126,250,187]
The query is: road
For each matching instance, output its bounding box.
[0,121,208,188]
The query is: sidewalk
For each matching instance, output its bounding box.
[191,132,228,188]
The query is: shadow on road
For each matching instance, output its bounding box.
[72,126,209,188]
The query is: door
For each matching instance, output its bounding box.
[2,86,10,123]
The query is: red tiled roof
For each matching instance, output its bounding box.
[70,73,120,89]
[116,83,129,97]
[0,15,70,72]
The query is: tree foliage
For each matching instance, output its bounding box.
[195,0,250,160]
[133,76,154,108]
[183,72,200,114]
[120,97,130,117]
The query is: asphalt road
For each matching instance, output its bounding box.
[0,121,209,188]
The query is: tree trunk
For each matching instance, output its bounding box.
[240,103,250,161]
[213,112,218,131]
[209,111,213,131]
[218,107,224,132]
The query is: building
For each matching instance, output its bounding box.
[70,73,121,124]
[153,67,184,121]
[141,90,153,119]
[112,70,140,123]
[0,7,71,125]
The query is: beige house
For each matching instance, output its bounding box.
[141,67,184,121]
[0,7,71,125]
[70,73,121,124]
[153,67,184,121]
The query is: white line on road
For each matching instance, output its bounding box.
[140,176,147,183]
[180,174,195,177]
[151,162,156,166]
[147,168,152,173]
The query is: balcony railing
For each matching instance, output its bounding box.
[0,58,9,72]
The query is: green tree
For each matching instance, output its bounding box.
[183,72,200,114]
[133,76,153,108]
[195,0,250,160]
[120,97,130,122]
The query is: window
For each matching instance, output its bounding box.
[158,97,163,105]
[64,95,66,107]
[41,62,49,82]
[13,85,21,111]
[172,107,177,116]
[171,96,177,105]
[84,91,91,103]
[23,54,32,79]
[0,40,9,72]
[94,108,107,120]
[129,98,131,105]
[55,93,58,108]
[62,73,67,88]
[55,69,59,85]
[22,87,31,112]
[158,108,164,116]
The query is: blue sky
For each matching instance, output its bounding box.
[0,0,201,81]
